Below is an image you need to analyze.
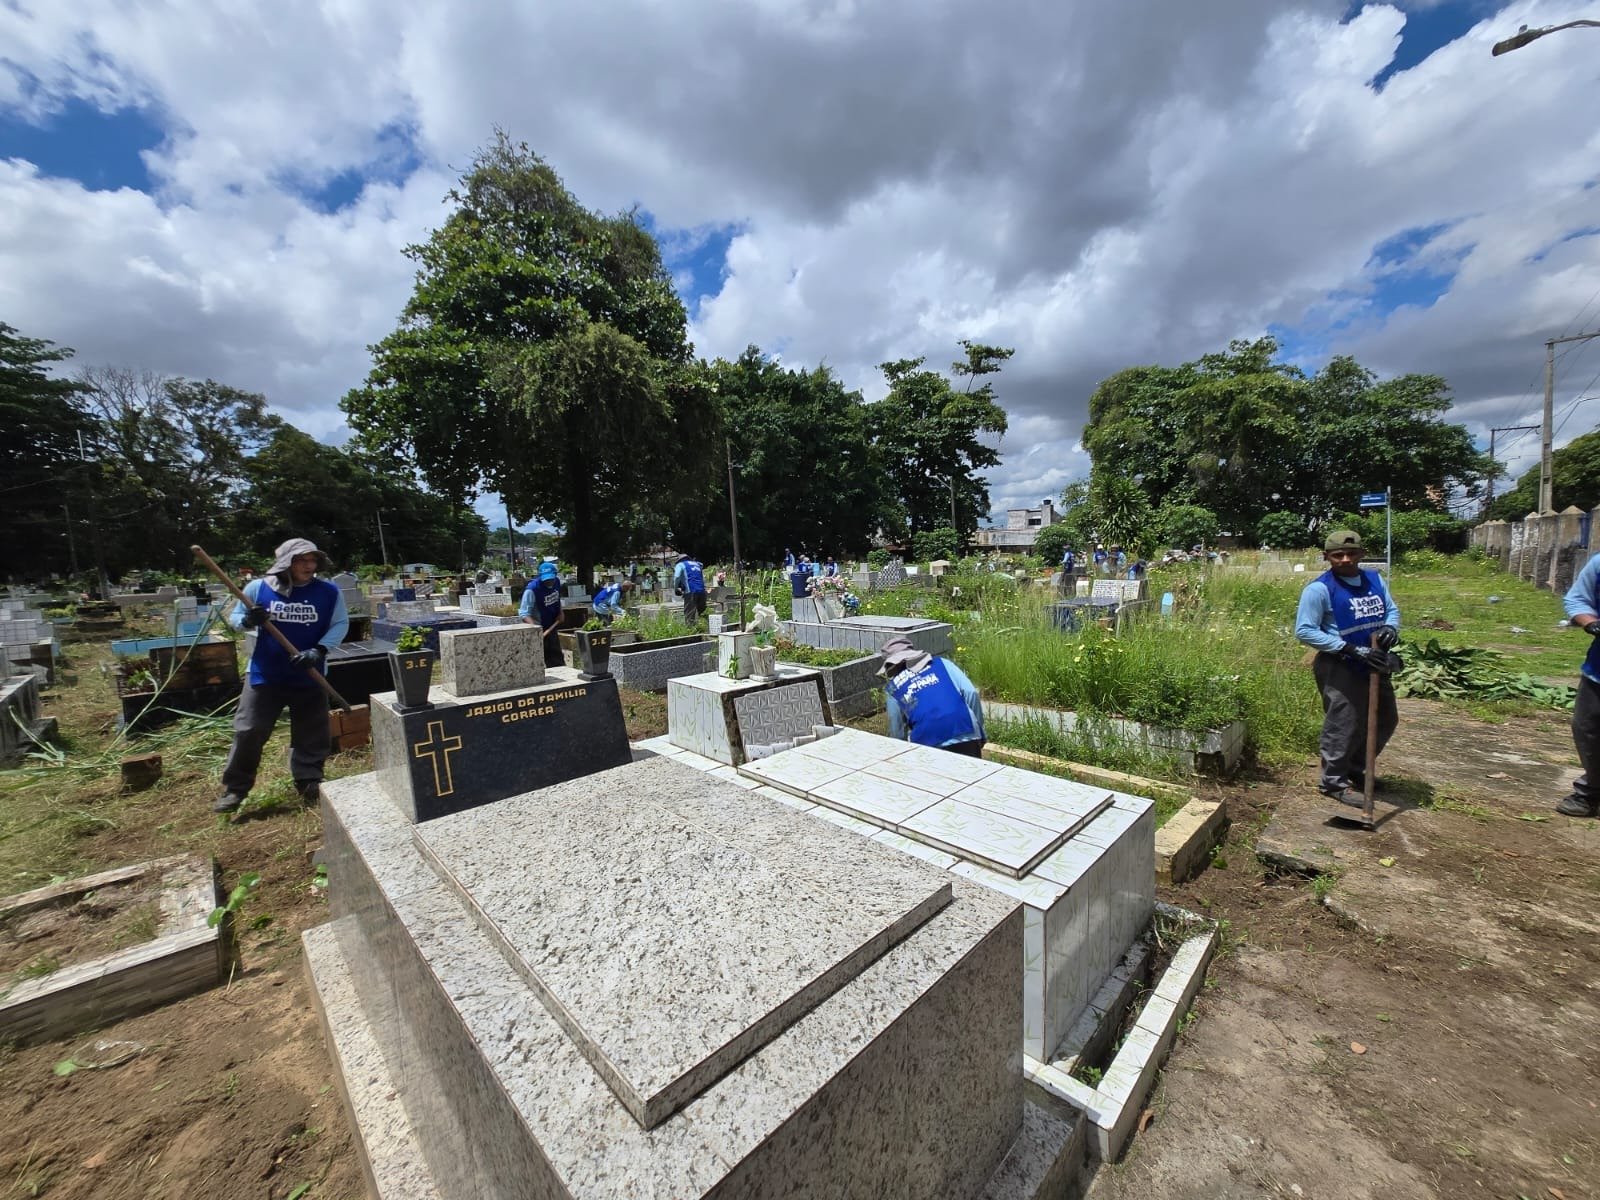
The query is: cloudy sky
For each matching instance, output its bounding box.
[3,0,1598,528]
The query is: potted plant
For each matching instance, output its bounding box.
[574,627,613,679]
[388,625,435,711]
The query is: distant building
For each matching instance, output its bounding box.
[974,499,1059,552]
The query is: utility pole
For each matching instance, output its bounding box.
[375,509,390,566]
[1484,423,1540,517]
[726,437,746,627]
[1541,332,1600,512]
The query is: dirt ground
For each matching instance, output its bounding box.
[1090,698,1600,1200]
[4,665,1598,1199]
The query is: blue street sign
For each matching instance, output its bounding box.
[1358,492,1388,508]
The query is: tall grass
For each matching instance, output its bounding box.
[953,576,1320,764]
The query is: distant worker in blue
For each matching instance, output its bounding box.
[1093,545,1109,574]
[1060,544,1077,577]
[822,556,839,577]
[216,538,349,814]
[1294,530,1401,808]
[1557,550,1600,817]
[879,636,986,758]
[673,553,708,624]
[591,578,626,627]
[520,560,565,667]
[783,547,796,572]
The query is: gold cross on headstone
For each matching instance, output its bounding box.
[412,720,463,796]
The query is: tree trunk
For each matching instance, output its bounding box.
[563,414,595,591]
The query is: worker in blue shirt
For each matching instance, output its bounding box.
[1294,529,1400,808]
[879,636,986,757]
[216,538,349,813]
[672,554,708,624]
[591,579,625,626]
[1558,552,1600,816]
[520,561,565,666]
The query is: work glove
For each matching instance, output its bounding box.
[1586,621,1600,638]
[1344,644,1396,674]
[1374,626,1399,651]
[291,646,327,671]
[241,604,269,629]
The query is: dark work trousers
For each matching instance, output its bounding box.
[221,681,330,797]
[542,625,564,667]
[1569,676,1600,802]
[941,738,986,759]
[683,589,707,624]
[1312,652,1398,792]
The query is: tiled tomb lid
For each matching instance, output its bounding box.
[831,614,940,630]
[411,759,952,1130]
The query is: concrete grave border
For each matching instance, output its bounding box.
[0,854,224,1044]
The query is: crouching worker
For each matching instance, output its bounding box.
[880,636,986,758]
[215,538,348,814]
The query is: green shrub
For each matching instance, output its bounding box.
[911,527,963,563]
[867,549,891,568]
[1256,511,1310,549]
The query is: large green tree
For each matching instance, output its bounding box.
[868,341,1011,539]
[0,323,96,581]
[665,347,896,562]
[77,366,282,572]
[1080,337,1487,538]
[226,426,488,570]
[342,132,717,585]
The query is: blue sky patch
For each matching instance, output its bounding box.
[0,96,165,192]
[286,120,424,214]
[637,210,740,311]
[1344,1,1494,90]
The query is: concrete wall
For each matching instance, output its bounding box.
[1473,508,1593,592]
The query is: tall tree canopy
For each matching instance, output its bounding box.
[868,340,1011,540]
[342,132,718,584]
[1080,337,1487,538]
[664,347,897,562]
[0,323,95,579]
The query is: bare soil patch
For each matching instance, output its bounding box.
[0,880,164,979]
[1090,698,1600,1200]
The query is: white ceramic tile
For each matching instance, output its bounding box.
[861,759,973,799]
[811,772,943,828]
[883,742,1004,786]
[868,828,959,870]
[900,797,1066,878]
[963,768,1113,822]
[1072,802,1145,848]
[737,752,856,795]
[673,751,722,772]
[787,728,908,771]
[754,784,817,812]
[809,806,877,837]
[1108,790,1156,816]
[1030,838,1105,889]
[1023,906,1046,1061]
[947,861,1067,910]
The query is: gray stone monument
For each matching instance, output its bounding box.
[307,755,1076,1198]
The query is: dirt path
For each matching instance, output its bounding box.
[1091,699,1600,1200]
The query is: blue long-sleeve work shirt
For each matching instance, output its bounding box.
[1294,570,1399,654]
[1563,553,1600,623]
[886,656,986,744]
[229,578,349,650]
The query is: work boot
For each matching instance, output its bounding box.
[1320,784,1365,810]
[295,781,321,806]
[1555,793,1600,818]
[213,791,246,814]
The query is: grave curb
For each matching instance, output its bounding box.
[1024,903,1218,1163]
[1154,799,1228,885]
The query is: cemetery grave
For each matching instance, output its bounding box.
[1,554,1596,1200]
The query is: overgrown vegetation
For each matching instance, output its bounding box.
[771,637,871,668]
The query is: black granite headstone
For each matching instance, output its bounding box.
[373,675,633,821]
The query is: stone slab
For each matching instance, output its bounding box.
[319,768,1025,1200]
[412,759,952,1129]
[438,623,543,698]
[901,798,1069,879]
[1155,798,1227,885]
[370,669,631,821]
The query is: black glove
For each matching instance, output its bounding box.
[1585,621,1600,638]
[291,646,326,671]
[1374,626,1398,651]
[1344,644,1396,674]
[241,604,269,629]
